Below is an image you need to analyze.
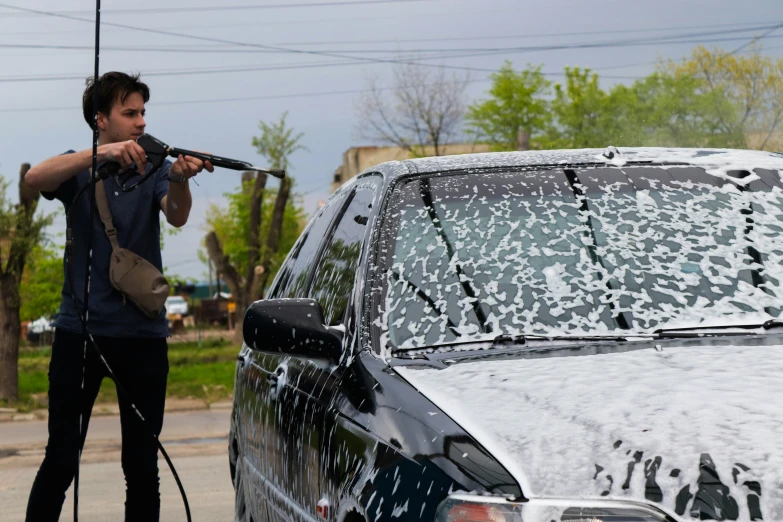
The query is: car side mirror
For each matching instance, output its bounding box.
[242,299,343,364]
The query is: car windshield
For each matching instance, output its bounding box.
[372,165,783,351]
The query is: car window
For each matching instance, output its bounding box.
[310,180,379,325]
[272,191,349,299]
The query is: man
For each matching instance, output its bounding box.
[23,71,213,521]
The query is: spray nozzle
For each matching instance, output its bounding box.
[102,133,286,192]
[137,134,285,178]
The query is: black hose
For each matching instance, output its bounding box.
[65,182,192,521]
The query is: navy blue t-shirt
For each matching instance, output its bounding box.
[43,152,173,338]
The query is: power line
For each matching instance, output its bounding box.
[296,181,334,196]
[0,5,516,36]
[1,20,776,46]
[0,33,780,84]
[729,22,783,54]
[0,66,630,113]
[273,21,783,46]
[0,0,433,17]
[402,34,783,63]
[0,59,378,83]
[0,63,648,114]
[164,258,202,268]
[0,3,497,76]
[0,79,494,113]
[2,3,779,84]
[0,61,647,85]
[2,24,780,55]
[0,56,477,84]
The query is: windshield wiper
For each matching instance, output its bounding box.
[492,333,649,345]
[653,320,783,337]
[391,322,783,355]
[418,178,490,333]
[391,332,647,356]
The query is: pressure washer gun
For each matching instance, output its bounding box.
[96,133,285,191]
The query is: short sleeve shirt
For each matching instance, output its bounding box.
[43,151,173,338]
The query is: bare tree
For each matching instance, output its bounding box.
[1,164,53,402]
[257,176,292,294]
[204,175,294,344]
[205,112,305,343]
[357,60,470,157]
[204,171,264,324]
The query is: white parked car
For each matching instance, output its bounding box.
[165,295,189,316]
[26,316,54,342]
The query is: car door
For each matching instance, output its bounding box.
[279,178,381,520]
[240,191,350,522]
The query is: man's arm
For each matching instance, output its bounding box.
[161,181,192,228]
[25,141,147,193]
[160,153,213,228]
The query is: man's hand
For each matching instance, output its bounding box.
[98,140,147,172]
[170,153,215,180]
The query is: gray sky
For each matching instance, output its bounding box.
[1,0,781,280]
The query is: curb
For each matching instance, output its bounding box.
[0,398,233,423]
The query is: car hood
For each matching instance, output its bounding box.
[393,337,783,522]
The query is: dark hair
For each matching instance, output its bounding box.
[82,71,150,131]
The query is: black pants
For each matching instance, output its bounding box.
[26,328,169,521]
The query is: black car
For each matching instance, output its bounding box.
[230,147,783,522]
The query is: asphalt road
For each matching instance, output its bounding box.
[0,409,235,521]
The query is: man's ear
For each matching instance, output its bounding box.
[96,112,107,131]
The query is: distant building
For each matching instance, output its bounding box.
[331,143,491,193]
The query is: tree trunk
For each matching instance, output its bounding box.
[0,163,36,402]
[205,231,247,345]
[0,275,21,402]
[244,172,267,303]
[204,175,289,345]
[516,128,530,151]
[258,177,292,295]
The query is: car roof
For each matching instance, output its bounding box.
[356,146,783,179]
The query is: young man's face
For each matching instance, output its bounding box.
[97,91,146,144]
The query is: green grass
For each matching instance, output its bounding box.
[8,337,240,412]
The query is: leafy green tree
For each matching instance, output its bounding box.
[466,62,551,151]
[672,45,783,150]
[549,67,610,148]
[619,71,739,147]
[546,65,742,149]
[0,164,55,402]
[204,181,305,293]
[20,243,63,322]
[251,111,307,172]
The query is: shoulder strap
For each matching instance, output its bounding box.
[94,179,120,251]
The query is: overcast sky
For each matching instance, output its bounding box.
[1,0,781,280]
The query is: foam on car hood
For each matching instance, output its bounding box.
[395,341,783,521]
